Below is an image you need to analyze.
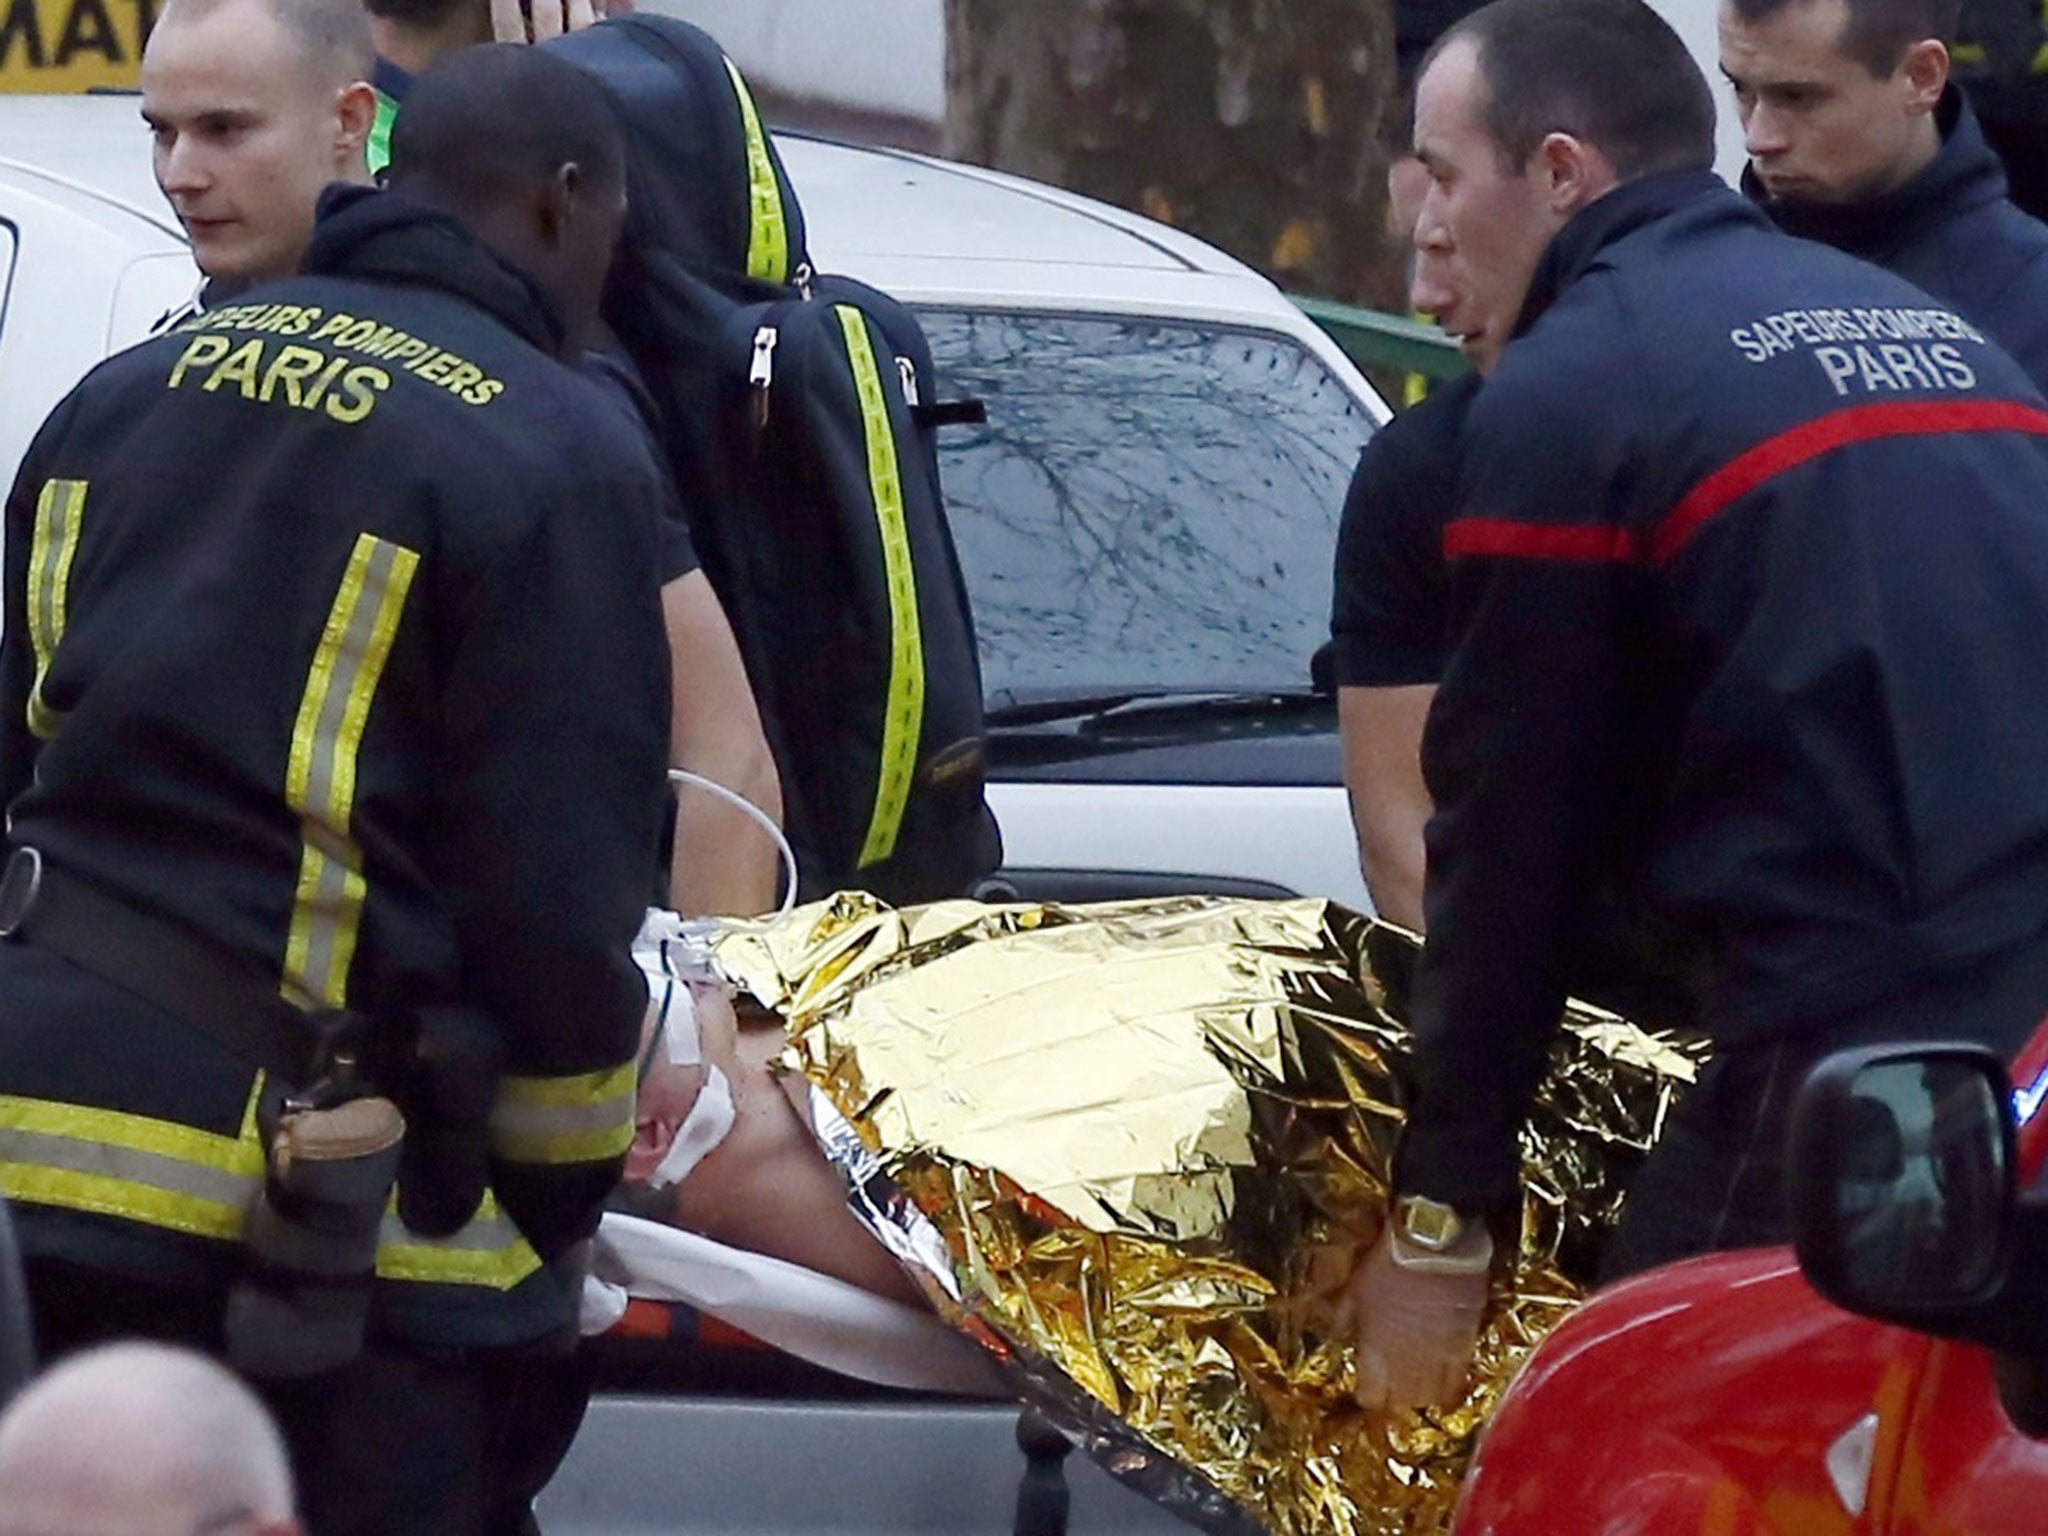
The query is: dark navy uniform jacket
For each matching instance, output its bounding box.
[0,188,672,1346]
[1402,171,2048,1212]
[1753,89,2048,389]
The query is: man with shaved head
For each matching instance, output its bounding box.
[141,0,378,290]
[0,1343,304,1536]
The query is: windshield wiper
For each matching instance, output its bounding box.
[983,686,1169,727]
[984,685,1324,730]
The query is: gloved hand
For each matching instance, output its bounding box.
[394,1006,500,1239]
[1334,1223,1493,1410]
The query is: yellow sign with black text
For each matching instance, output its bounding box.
[0,0,152,93]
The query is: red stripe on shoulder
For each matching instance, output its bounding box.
[1651,399,2048,566]
[1442,518,1640,563]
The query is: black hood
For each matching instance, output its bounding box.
[544,15,810,294]
[302,183,565,356]
[1745,87,2011,259]
[1513,169,1740,340]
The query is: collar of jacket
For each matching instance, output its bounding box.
[301,183,566,356]
[1512,167,1731,340]
[372,53,413,103]
[1745,87,2010,257]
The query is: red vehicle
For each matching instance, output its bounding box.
[1455,1026,2048,1535]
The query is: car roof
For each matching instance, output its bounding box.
[0,94,184,242]
[779,135,1364,347]
[0,97,1273,280]
[778,135,1257,279]
[0,94,1379,408]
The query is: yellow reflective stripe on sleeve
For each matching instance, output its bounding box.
[376,1191,542,1289]
[25,479,87,740]
[723,54,791,284]
[0,1092,264,1242]
[282,534,420,1009]
[835,306,924,868]
[490,1061,637,1166]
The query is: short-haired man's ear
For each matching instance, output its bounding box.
[1536,131,1618,216]
[334,81,379,176]
[537,161,585,244]
[1899,38,1949,113]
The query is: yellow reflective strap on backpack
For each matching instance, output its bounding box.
[282,534,420,1010]
[722,54,791,284]
[834,306,924,869]
[490,1061,638,1166]
[25,479,87,741]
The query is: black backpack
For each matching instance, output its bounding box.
[548,16,1001,906]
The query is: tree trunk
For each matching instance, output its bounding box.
[943,0,1404,311]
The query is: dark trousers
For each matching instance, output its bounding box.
[1598,934,2048,1283]
[26,1258,591,1536]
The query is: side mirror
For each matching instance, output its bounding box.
[1790,1042,2026,1346]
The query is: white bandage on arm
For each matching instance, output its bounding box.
[632,908,738,1190]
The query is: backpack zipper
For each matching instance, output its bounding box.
[749,324,779,434]
[897,356,920,407]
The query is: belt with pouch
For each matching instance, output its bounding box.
[0,845,362,1093]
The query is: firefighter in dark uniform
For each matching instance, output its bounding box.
[1719,0,2048,388]
[1957,0,2048,221]
[1339,0,2048,1413]
[0,49,666,1535]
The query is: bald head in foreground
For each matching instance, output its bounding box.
[0,1343,303,1536]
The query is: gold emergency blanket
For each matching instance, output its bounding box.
[713,895,1705,1535]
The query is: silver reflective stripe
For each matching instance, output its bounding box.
[379,1205,522,1253]
[490,1063,637,1166]
[489,1101,634,1165]
[282,534,419,1009]
[25,479,86,740]
[0,1126,254,1206]
[0,1116,261,1243]
[377,1193,541,1290]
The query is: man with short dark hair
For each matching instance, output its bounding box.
[1722,0,2048,383]
[1336,0,2048,1412]
[1,45,668,1533]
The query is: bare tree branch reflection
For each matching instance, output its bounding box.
[926,311,1374,696]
